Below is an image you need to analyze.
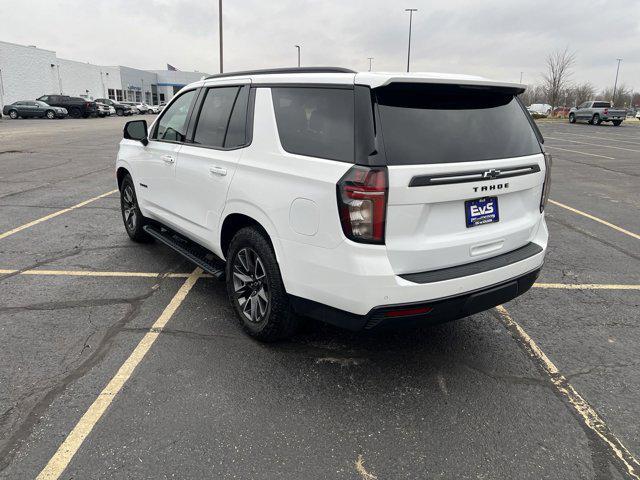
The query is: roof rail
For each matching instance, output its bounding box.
[205,67,356,80]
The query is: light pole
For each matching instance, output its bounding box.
[405,8,418,72]
[612,58,622,105]
[218,0,223,73]
[368,57,374,72]
[295,45,301,67]
[520,72,523,83]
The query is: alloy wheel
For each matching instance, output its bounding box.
[122,185,138,231]
[232,247,270,323]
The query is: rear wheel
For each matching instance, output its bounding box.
[116,109,124,116]
[591,114,601,125]
[612,120,622,126]
[226,227,298,341]
[568,113,576,123]
[69,107,81,119]
[8,110,18,119]
[120,175,152,242]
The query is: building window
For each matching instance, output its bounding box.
[116,90,123,101]
[159,93,165,103]
[108,89,115,100]
[135,91,142,102]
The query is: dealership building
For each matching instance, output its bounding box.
[0,40,209,109]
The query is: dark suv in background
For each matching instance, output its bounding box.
[36,95,97,118]
[94,98,135,116]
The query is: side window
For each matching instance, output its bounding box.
[153,90,197,142]
[271,87,354,162]
[224,86,250,148]
[38,96,49,103]
[193,86,240,148]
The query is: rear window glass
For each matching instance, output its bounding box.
[271,87,354,163]
[593,101,611,108]
[375,84,541,165]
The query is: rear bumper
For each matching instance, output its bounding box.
[290,268,541,331]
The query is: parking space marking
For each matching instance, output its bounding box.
[553,132,640,147]
[546,137,640,154]
[496,305,640,480]
[549,199,640,240]
[36,267,202,480]
[0,189,118,240]
[545,145,615,160]
[534,283,640,290]
[0,268,211,278]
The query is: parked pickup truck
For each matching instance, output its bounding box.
[36,95,97,118]
[569,101,626,126]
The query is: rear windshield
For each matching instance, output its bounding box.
[374,84,541,165]
[593,101,611,108]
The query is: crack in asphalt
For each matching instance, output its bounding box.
[546,214,640,262]
[0,272,175,473]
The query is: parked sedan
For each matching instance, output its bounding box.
[144,104,160,114]
[121,101,148,114]
[2,100,68,119]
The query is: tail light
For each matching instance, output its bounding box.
[603,108,609,115]
[540,152,552,212]
[337,165,388,244]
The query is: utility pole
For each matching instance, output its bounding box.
[295,45,301,67]
[368,57,374,72]
[218,0,223,73]
[405,8,418,72]
[520,71,523,83]
[612,58,622,105]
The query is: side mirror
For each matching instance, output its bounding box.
[124,120,148,146]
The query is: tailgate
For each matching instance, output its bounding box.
[385,155,545,274]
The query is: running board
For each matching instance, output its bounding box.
[143,224,225,280]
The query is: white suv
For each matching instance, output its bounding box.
[116,67,550,341]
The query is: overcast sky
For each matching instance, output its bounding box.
[2,0,638,90]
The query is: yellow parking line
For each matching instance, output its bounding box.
[549,199,640,240]
[0,269,211,278]
[496,305,640,479]
[0,190,118,240]
[534,283,640,290]
[36,268,203,480]
[545,145,615,160]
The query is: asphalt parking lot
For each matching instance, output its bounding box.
[0,115,639,479]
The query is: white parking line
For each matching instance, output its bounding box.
[553,132,640,147]
[0,269,211,278]
[545,145,615,160]
[0,190,118,240]
[496,305,640,480]
[546,137,640,154]
[549,200,640,240]
[36,268,203,480]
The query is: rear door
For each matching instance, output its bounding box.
[173,81,251,247]
[373,83,545,274]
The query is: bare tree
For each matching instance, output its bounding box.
[542,47,576,110]
[599,83,632,106]
[573,82,595,106]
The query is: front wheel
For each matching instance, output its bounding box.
[45,110,56,119]
[8,110,18,119]
[120,175,152,242]
[568,113,576,123]
[226,227,298,341]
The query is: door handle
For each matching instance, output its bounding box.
[161,155,175,164]
[209,166,227,176]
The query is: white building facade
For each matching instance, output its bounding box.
[0,40,208,110]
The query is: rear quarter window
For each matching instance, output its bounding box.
[271,87,354,163]
[375,83,542,165]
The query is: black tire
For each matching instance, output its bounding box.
[568,113,576,123]
[612,120,622,126]
[591,114,601,125]
[69,107,81,119]
[120,175,152,242]
[8,110,19,119]
[225,227,298,341]
[116,109,124,116]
